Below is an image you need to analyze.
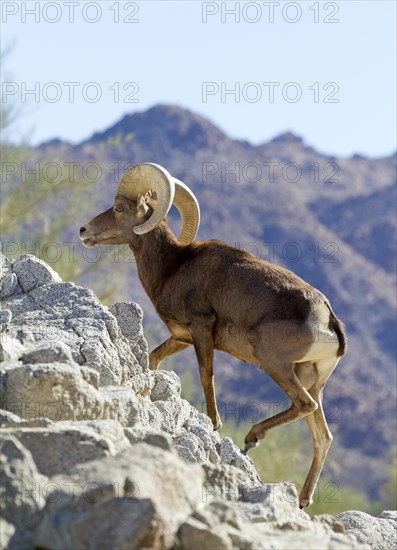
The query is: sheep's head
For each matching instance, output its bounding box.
[80,194,151,247]
[80,163,200,247]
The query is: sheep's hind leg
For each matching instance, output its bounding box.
[298,357,339,508]
[243,362,318,450]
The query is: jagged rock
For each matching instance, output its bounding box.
[173,426,221,466]
[110,301,149,369]
[337,510,397,549]
[5,417,53,428]
[185,402,217,432]
[150,369,181,401]
[100,385,163,428]
[142,432,174,451]
[179,511,232,550]
[0,335,24,363]
[174,431,208,464]
[38,497,173,550]
[129,371,153,396]
[123,430,174,451]
[2,420,130,476]
[12,254,62,292]
[0,309,12,332]
[80,365,100,389]
[28,282,140,384]
[100,385,143,426]
[0,436,47,550]
[154,395,192,434]
[202,462,259,502]
[109,302,144,346]
[0,436,46,513]
[124,425,163,444]
[188,424,221,464]
[0,272,18,299]
[220,436,261,486]
[312,514,347,534]
[1,253,146,385]
[178,488,367,550]
[0,362,106,422]
[0,518,15,550]
[20,340,73,364]
[0,254,18,299]
[0,409,22,426]
[34,443,205,550]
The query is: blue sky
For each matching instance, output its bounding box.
[2,0,396,157]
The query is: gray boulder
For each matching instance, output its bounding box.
[2,420,130,476]
[337,510,397,549]
[0,436,47,550]
[110,301,149,369]
[178,485,367,550]
[150,369,181,401]
[1,251,147,385]
[0,362,106,422]
[34,442,205,550]
[0,254,18,299]
[0,409,22,426]
[100,385,161,427]
[0,309,12,332]
[220,436,261,486]
[0,518,15,550]
[12,254,62,292]
[0,335,24,363]
[20,340,74,364]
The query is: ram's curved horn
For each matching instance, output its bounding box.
[173,178,200,244]
[116,163,200,242]
[117,163,175,236]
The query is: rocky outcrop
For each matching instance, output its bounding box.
[0,252,395,549]
[336,510,397,550]
[0,436,46,550]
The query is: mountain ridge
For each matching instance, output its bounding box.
[39,104,397,162]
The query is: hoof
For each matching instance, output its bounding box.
[241,441,258,455]
[299,498,312,509]
[212,418,223,431]
[148,362,159,371]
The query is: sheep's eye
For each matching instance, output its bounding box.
[115,204,125,213]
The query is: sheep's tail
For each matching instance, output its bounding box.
[326,304,347,357]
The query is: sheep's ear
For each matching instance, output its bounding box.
[136,192,150,217]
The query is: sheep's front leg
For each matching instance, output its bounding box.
[149,337,189,370]
[190,324,222,430]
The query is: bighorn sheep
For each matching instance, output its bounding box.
[80,163,346,508]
